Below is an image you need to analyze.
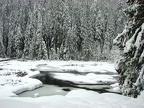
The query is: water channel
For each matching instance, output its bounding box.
[18,70,120,97]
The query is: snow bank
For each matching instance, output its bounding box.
[109,83,121,92]
[0,89,144,108]
[1,60,116,74]
[0,78,42,97]
[37,61,116,73]
[53,73,116,84]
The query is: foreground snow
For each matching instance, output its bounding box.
[0,89,144,108]
[2,59,143,108]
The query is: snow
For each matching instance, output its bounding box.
[62,63,116,73]
[36,61,117,84]
[0,77,42,97]
[139,50,144,63]
[124,23,144,54]
[0,89,144,108]
[34,93,39,98]
[2,60,116,73]
[0,59,117,97]
[135,27,143,48]
[134,66,144,86]
[113,27,127,45]
[37,61,116,73]
[1,60,116,73]
[0,60,43,97]
[53,73,116,84]
[124,28,139,53]
[0,58,5,60]
[110,83,121,92]
[18,85,69,97]
[0,58,144,108]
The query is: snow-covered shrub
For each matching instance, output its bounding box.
[16,71,27,77]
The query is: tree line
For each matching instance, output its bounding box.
[0,0,126,60]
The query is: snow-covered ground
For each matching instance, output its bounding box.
[37,60,116,73]
[0,58,143,108]
[0,89,144,108]
[37,60,117,85]
[0,59,43,97]
[53,73,116,84]
[0,59,117,97]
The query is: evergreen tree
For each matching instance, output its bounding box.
[0,0,126,61]
[32,3,48,60]
[23,22,32,59]
[114,0,144,97]
[15,25,24,58]
[36,4,47,59]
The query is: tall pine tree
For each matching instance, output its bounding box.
[114,0,144,98]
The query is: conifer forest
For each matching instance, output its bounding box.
[0,0,126,60]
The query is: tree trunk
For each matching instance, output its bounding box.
[0,38,6,58]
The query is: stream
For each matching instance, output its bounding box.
[18,84,71,97]
[18,69,120,97]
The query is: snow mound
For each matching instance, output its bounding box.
[0,78,42,97]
